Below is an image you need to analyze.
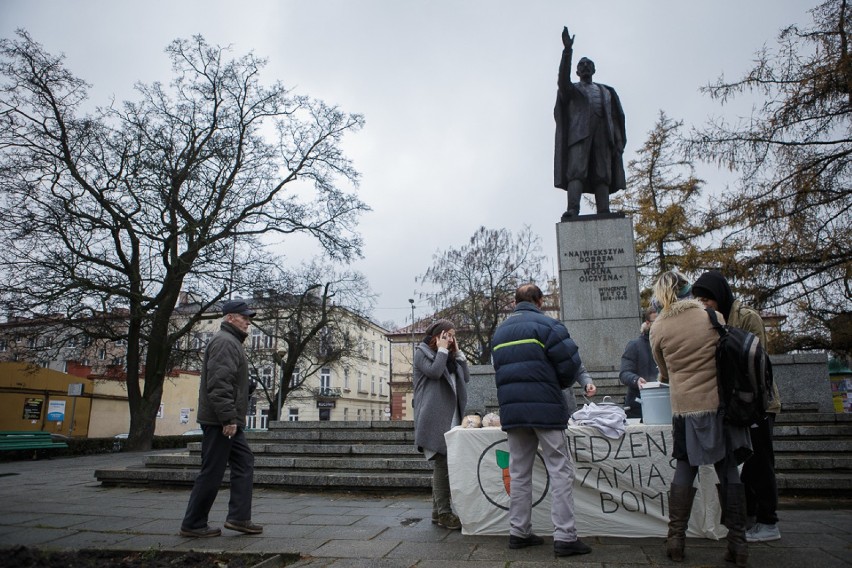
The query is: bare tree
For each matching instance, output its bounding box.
[685,0,852,355]
[244,261,374,421]
[0,32,368,448]
[417,226,547,364]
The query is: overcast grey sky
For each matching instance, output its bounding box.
[0,0,816,328]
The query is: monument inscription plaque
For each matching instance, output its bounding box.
[557,215,641,371]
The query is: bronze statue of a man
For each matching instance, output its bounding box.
[554,27,626,220]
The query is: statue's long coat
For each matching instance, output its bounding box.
[554,47,626,193]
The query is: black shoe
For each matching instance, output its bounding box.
[509,533,544,549]
[554,539,591,556]
[179,525,221,538]
[224,519,263,534]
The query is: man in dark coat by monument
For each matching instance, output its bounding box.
[554,27,626,220]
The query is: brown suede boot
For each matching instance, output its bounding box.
[666,484,698,562]
[722,484,749,568]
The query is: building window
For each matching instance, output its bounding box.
[27,337,37,349]
[290,367,301,388]
[98,348,106,360]
[357,408,362,421]
[379,378,384,396]
[192,332,211,351]
[371,375,376,395]
[263,332,273,349]
[111,357,125,366]
[0,339,6,352]
[260,366,273,388]
[320,367,331,394]
[319,326,333,356]
[357,371,364,393]
[371,341,376,361]
[250,368,259,385]
[343,367,350,390]
[288,407,299,422]
[251,328,262,349]
[343,407,349,421]
[379,344,384,364]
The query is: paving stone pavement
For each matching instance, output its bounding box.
[0,451,850,567]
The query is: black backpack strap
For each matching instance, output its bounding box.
[705,307,726,337]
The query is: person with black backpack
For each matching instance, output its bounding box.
[649,271,752,567]
[693,270,782,543]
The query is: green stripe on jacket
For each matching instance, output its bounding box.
[492,338,545,351]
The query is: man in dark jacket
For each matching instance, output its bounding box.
[619,307,658,419]
[491,284,591,557]
[180,299,263,538]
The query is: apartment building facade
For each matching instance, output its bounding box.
[0,294,393,431]
[177,298,392,426]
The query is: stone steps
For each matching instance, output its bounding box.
[96,465,434,491]
[776,472,852,491]
[145,453,431,472]
[775,452,852,470]
[773,413,852,495]
[96,421,432,491]
[94,413,852,496]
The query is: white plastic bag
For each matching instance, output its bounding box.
[570,399,627,439]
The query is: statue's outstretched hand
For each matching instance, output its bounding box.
[562,26,574,49]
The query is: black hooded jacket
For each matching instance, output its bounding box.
[692,270,735,320]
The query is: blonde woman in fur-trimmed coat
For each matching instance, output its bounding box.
[649,271,751,568]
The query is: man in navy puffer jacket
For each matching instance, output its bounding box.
[492,283,591,557]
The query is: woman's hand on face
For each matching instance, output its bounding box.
[436,331,450,350]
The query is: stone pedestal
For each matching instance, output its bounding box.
[556,214,641,372]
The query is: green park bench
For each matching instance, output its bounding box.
[0,431,69,457]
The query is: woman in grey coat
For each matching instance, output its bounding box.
[413,319,470,531]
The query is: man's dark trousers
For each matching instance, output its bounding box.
[182,424,254,529]
[741,414,778,524]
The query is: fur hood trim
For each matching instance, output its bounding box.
[656,299,705,321]
[673,409,718,419]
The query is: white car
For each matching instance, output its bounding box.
[182,429,203,436]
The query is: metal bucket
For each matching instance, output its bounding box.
[638,385,672,425]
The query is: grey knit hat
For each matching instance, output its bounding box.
[424,319,455,337]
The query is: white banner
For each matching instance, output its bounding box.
[446,424,724,539]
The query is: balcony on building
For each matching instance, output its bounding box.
[311,386,342,399]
